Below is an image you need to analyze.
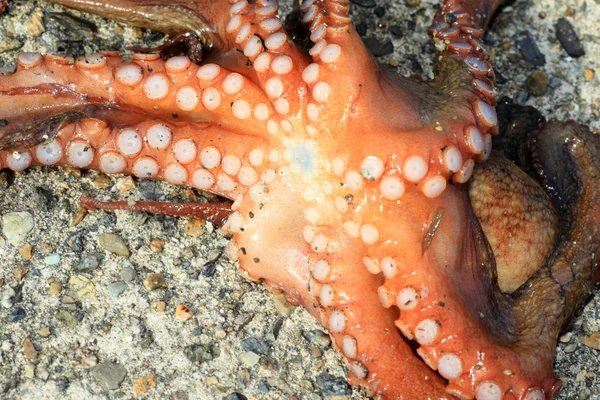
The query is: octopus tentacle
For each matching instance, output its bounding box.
[0,114,275,200]
[0,52,276,138]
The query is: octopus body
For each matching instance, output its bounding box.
[0,1,599,399]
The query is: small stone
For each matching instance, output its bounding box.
[2,211,34,246]
[49,282,62,296]
[133,373,157,395]
[241,337,271,355]
[75,253,103,272]
[55,310,78,329]
[18,243,32,260]
[584,69,595,80]
[12,266,28,281]
[23,338,38,360]
[240,351,261,367]
[143,273,166,291]
[156,301,166,312]
[184,219,206,237]
[8,307,26,322]
[70,207,87,227]
[120,266,137,283]
[150,238,165,253]
[44,253,61,266]
[302,330,332,348]
[171,391,190,400]
[107,281,128,297]
[184,343,216,364]
[581,333,600,350]
[92,361,128,390]
[525,71,548,96]
[39,327,51,337]
[215,329,227,339]
[36,366,50,381]
[515,30,546,66]
[316,374,352,397]
[1,287,16,308]
[99,233,130,257]
[224,393,248,400]
[175,304,193,321]
[405,0,421,7]
[271,292,294,317]
[93,174,112,189]
[68,275,96,300]
[362,37,394,57]
[117,176,136,193]
[555,18,585,57]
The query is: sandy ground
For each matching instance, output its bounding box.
[0,0,599,399]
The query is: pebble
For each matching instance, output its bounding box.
[99,233,130,257]
[43,253,61,266]
[240,351,261,367]
[23,338,38,360]
[49,282,62,296]
[8,307,26,322]
[55,309,78,329]
[107,281,128,297]
[1,286,16,308]
[515,30,546,66]
[75,253,103,273]
[143,273,166,291]
[302,330,332,349]
[241,337,271,355]
[120,266,137,282]
[271,292,294,317]
[38,327,51,338]
[150,238,165,253]
[525,71,548,96]
[316,374,352,397]
[581,333,600,350]
[12,266,28,281]
[585,69,595,80]
[555,18,585,57]
[2,211,34,246]
[36,366,50,381]
[349,0,376,7]
[92,361,128,390]
[184,343,216,364]
[184,219,206,237]
[171,391,190,400]
[156,300,166,312]
[68,275,97,300]
[224,393,248,400]
[175,304,194,321]
[18,243,32,260]
[133,372,157,395]
[362,37,394,57]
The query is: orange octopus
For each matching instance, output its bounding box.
[0,0,599,399]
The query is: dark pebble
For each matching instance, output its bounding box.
[223,394,248,400]
[75,253,103,273]
[8,307,26,322]
[362,37,394,57]
[316,374,352,396]
[525,71,548,96]
[555,18,585,57]
[355,21,368,37]
[272,318,284,340]
[240,337,271,355]
[483,31,496,46]
[202,259,218,277]
[515,30,546,66]
[33,186,56,210]
[494,68,508,85]
[374,6,385,17]
[184,343,217,363]
[389,25,403,38]
[350,0,376,7]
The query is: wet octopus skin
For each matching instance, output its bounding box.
[0,0,599,399]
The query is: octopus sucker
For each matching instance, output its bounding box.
[0,1,599,399]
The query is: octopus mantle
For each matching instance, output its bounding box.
[0,0,599,399]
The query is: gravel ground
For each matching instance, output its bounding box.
[0,0,599,399]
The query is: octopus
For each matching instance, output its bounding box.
[0,0,598,399]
